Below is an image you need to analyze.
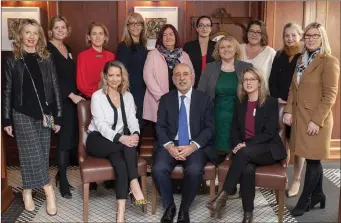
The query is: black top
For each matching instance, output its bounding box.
[47,42,77,101]
[116,41,148,108]
[14,52,50,120]
[168,67,177,91]
[183,39,216,88]
[269,50,301,101]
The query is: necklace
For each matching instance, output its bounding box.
[221,65,234,72]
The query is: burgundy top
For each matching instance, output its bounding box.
[245,100,258,139]
[201,55,207,71]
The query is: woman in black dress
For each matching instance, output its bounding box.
[47,15,84,199]
[116,12,148,146]
[268,22,304,198]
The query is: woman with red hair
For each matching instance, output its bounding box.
[143,24,194,123]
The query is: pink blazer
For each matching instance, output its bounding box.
[143,49,195,122]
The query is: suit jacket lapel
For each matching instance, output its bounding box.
[239,100,247,137]
[254,103,265,133]
[299,55,324,85]
[171,91,180,132]
[189,90,196,136]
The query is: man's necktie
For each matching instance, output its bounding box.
[178,95,190,146]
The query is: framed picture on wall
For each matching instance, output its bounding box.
[134,6,178,50]
[1,7,40,51]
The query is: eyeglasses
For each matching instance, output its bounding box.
[243,78,258,83]
[128,22,142,27]
[304,34,321,39]
[248,30,262,36]
[197,24,212,29]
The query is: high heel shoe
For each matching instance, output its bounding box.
[286,179,300,198]
[22,189,35,212]
[43,184,57,216]
[55,171,75,190]
[129,190,148,205]
[310,193,326,209]
[206,190,228,219]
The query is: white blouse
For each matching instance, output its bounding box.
[88,89,140,141]
[240,43,276,90]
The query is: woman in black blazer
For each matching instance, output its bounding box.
[207,67,287,223]
[268,22,304,198]
[183,15,215,88]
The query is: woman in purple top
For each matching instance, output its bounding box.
[206,67,287,223]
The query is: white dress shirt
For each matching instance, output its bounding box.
[88,89,140,141]
[164,88,201,149]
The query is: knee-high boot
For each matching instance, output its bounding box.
[56,150,72,199]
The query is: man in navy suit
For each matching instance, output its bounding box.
[152,63,215,223]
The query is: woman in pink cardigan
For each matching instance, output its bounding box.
[143,24,194,123]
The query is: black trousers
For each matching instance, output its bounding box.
[223,145,277,212]
[152,146,207,211]
[86,131,139,199]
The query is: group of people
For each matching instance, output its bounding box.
[2,11,339,223]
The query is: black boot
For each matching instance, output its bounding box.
[310,165,326,209]
[57,151,72,199]
[242,212,253,223]
[291,160,321,216]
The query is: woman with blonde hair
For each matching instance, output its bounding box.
[3,18,61,215]
[116,13,148,147]
[198,35,252,161]
[207,67,286,222]
[77,22,115,99]
[269,22,304,198]
[283,22,339,216]
[47,15,83,199]
[86,60,147,222]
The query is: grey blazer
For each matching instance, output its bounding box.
[197,60,253,101]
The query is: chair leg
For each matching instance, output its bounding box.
[275,190,279,204]
[152,180,157,215]
[218,182,223,193]
[277,190,284,223]
[209,180,215,217]
[83,183,89,222]
[141,175,147,213]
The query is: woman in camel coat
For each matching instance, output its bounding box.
[283,22,339,217]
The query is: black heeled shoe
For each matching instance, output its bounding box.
[291,198,311,216]
[55,171,75,190]
[310,193,326,209]
[242,212,253,223]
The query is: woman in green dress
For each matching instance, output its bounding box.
[198,35,253,163]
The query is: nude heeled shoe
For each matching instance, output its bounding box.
[286,179,301,197]
[43,184,57,216]
[23,189,35,212]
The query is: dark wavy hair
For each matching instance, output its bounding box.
[243,19,269,46]
[155,24,180,49]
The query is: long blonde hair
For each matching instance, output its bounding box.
[302,22,331,55]
[212,35,241,61]
[121,12,147,47]
[237,67,268,107]
[99,60,130,94]
[12,18,49,59]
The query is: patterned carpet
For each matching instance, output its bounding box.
[2,163,340,222]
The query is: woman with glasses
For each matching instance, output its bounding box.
[240,20,276,90]
[269,22,304,198]
[184,16,215,88]
[143,24,194,123]
[116,13,148,147]
[198,36,252,163]
[206,67,287,223]
[283,22,339,217]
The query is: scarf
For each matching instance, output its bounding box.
[296,48,320,84]
[283,42,302,62]
[157,45,182,69]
